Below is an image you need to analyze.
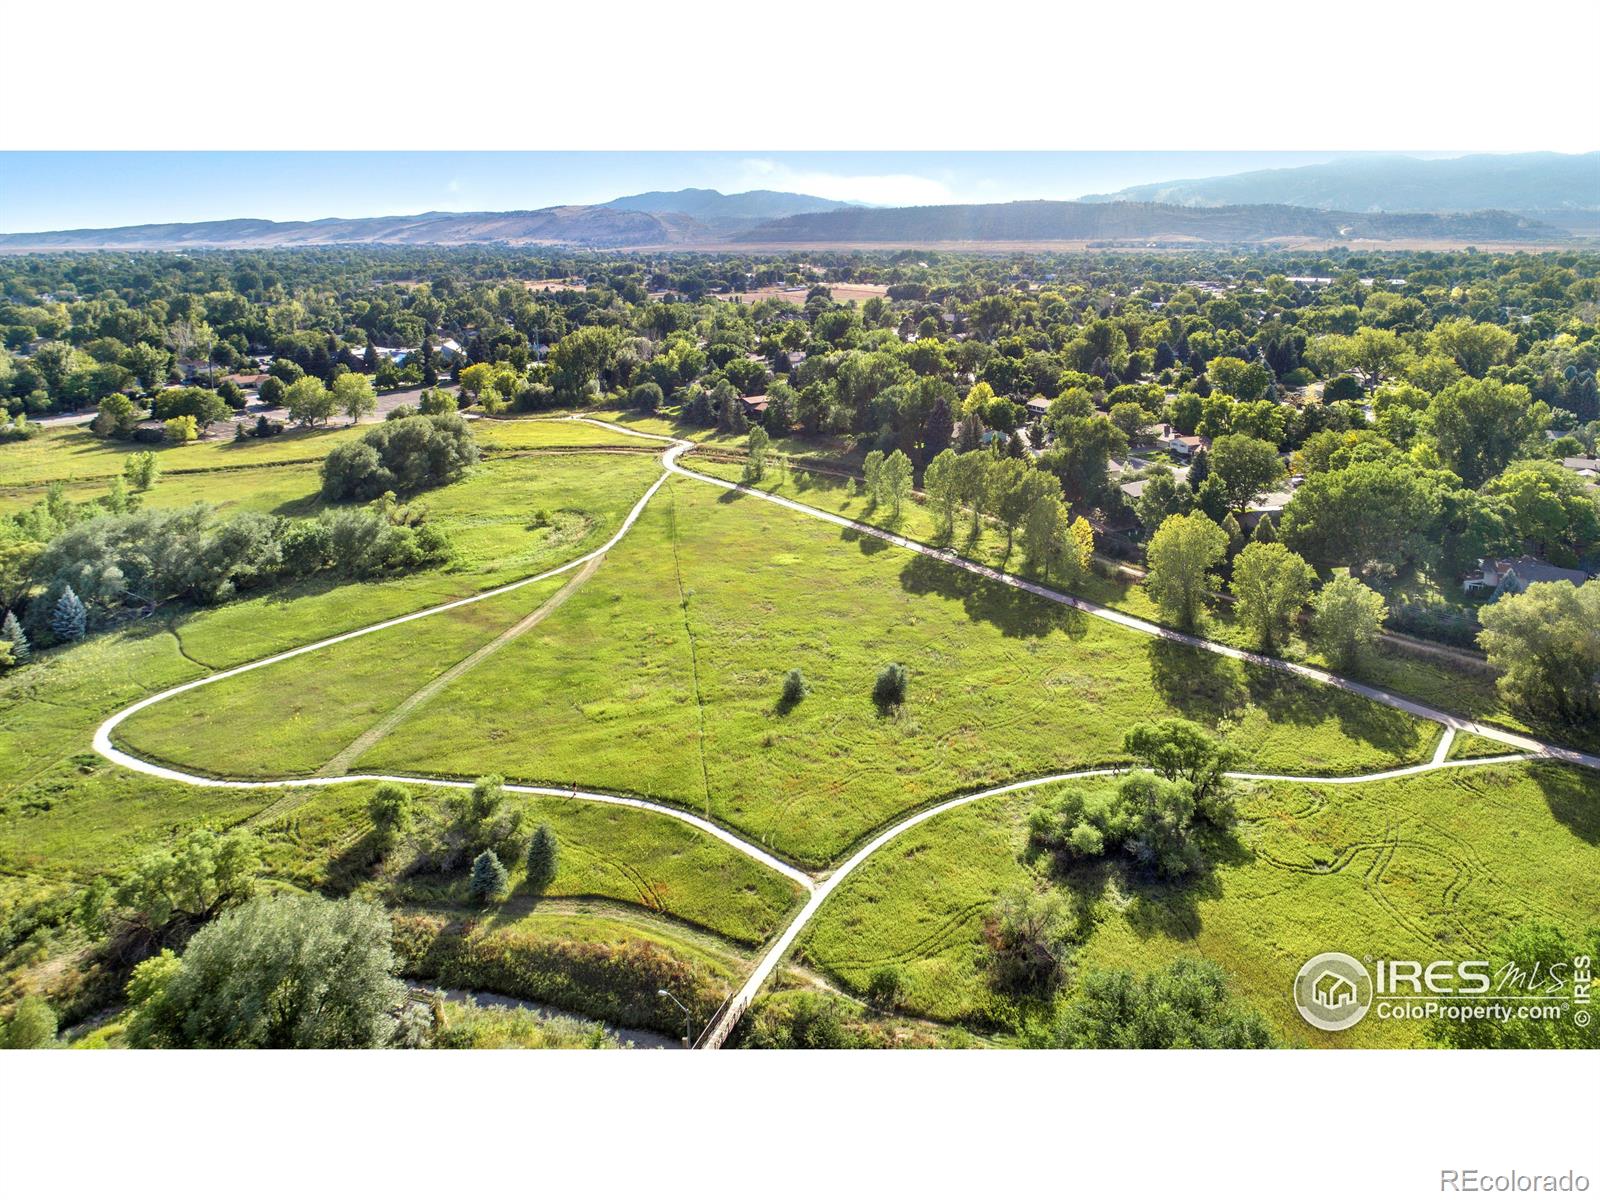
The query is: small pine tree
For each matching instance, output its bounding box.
[51,587,87,644]
[1251,513,1278,544]
[874,662,909,710]
[780,667,808,707]
[2,611,29,663]
[468,850,508,905]
[526,824,559,891]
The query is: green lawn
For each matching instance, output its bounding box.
[349,477,1436,865]
[798,760,1600,1046]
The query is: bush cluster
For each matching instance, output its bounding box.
[321,412,479,501]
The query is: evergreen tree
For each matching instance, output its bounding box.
[1186,447,1211,489]
[874,662,909,710]
[2,611,29,663]
[1251,513,1278,544]
[780,667,808,708]
[525,825,559,891]
[922,392,953,463]
[468,850,508,905]
[51,587,86,643]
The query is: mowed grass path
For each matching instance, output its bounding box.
[798,761,1600,1046]
[352,479,1435,866]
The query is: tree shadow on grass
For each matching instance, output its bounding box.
[840,525,891,555]
[1531,761,1600,845]
[898,553,1086,640]
[1119,830,1250,943]
[1241,662,1422,758]
[1145,638,1249,724]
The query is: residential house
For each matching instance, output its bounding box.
[1562,456,1599,486]
[1463,556,1589,598]
[1153,424,1208,460]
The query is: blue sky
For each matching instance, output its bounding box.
[0,150,1460,233]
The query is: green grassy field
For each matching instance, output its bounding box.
[340,477,1435,865]
[681,451,1565,748]
[473,417,666,451]
[1449,732,1520,760]
[1,436,804,1028]
[0,421,371,489]
[115,575,573,777]
[797,760,1600,1046]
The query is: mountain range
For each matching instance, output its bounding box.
[1,157,1591,252]
[1077,152,1600,220]
[731,201,1562,245]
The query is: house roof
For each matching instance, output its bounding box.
[1503,557,1588,587]
[1562,456,1599,475]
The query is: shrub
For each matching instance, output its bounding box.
[1310,574,1389,669]
[163,414,198,443]
[468,850,509,905]
[1052,959,1277,1048]
[92,394,140,438]
[873,662,909,710]
[742,992,853,1049]
[983,887,1076,996]
[0,994,58,1048]
[417,389,457,416]
[630,381,663,413]
[368,783,413,852]
[865,965,905,1009]
[123,451,159,491]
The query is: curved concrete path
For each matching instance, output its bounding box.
[87,416,1594,1047]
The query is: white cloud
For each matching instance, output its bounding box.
[734,158,953,207]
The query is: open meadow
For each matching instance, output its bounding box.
[796,760,1600,1046]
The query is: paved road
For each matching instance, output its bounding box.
[86,417,1596,1048]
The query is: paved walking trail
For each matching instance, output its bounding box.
[89,417,1597,1048]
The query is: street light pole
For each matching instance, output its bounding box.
[658,988,691,1049]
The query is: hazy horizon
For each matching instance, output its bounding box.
[0,149,1530,234]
